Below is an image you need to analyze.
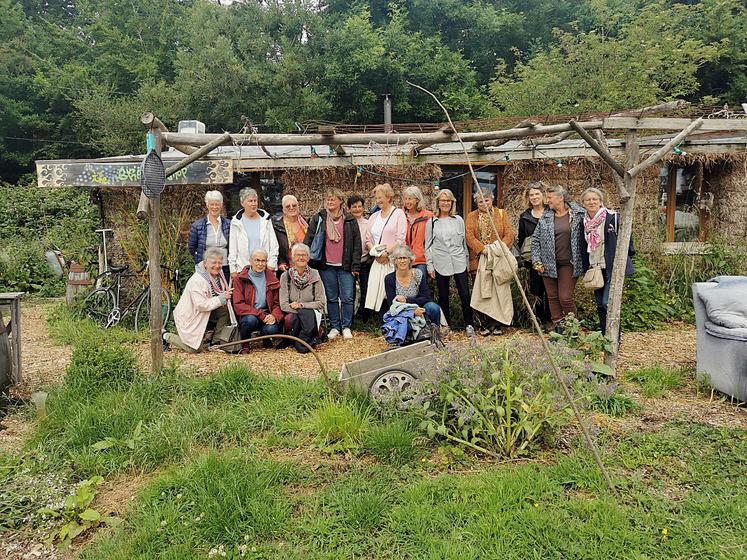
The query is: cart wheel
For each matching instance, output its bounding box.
[369,370,417,402]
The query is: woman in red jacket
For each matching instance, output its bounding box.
[403,185,433,276]
[233,248,284,353]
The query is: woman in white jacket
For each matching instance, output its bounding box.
[228,187,279,278]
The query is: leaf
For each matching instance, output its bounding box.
[132,420,143,439]
[91,439,116,451]
[79,509,101,522]
[37,507,61,517]
[436,424,447,436]
[590,362,615,376]
[426,423,436,438]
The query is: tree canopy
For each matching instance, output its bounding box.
[0,0,744,182]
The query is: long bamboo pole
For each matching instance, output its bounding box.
[407,81,618,496]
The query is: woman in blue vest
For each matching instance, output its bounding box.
[188,190,231,278]
[579,187,635,336]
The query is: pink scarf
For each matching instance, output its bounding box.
[583,208,608,252]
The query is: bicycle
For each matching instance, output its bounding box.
[83,261,171,333]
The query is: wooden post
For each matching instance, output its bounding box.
[147,125,164,376]
[605,130,639,369]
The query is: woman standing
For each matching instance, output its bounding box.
[228,188,279,278]
[187,190,231,278]
[348,194,371,322]
[580,187,635,335]
[425,189,474,336]
[403,186,433,276]
[364,183,407,313]
[279,243,327,353]
[517,183,551,324]
[531,185,586,330]
[272,194,308,274]
[304,189,361,340]
[465,185,514,335]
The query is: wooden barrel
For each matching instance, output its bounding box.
[66,263,91,306]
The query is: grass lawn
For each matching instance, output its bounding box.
[1,305,746,559]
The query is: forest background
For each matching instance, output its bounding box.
[1,0,746,184]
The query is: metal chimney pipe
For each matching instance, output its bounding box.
[383,94,392,133]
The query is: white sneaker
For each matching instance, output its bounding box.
[342,328,353,340]
[327,328,340,340]
[466,325,475,338]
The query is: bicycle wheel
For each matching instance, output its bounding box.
[84,288,116,328]
[134,288,171,334]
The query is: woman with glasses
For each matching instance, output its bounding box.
[272,194,308,274]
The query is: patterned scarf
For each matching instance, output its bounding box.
[289,266,311,290]
[325,209,343,243]
[196,262,227,296]
[284,214,308,246]
[477,208,496,245]
[583,207,608,253]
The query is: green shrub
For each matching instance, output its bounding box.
[363,420,420,465]
[587,381,639,417]
[64,335,140,392]
[620,256,679,331]
[0,237,65,295]
[625,365,684,397]
[307,397,371,452]
[407,342,591,458]
[46,303,142,346]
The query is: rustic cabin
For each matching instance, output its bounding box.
[35,115,747,271]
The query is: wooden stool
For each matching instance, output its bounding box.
[0,292,25,386]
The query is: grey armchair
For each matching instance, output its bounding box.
[692,277,747,401]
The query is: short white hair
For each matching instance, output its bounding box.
[282,194,298,207]
[239,187,258,202]
[291,243,310,257]
[204,190,223,204]
[203,247,224,262]
[251,248,268,259]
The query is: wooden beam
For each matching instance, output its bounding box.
[165,132,232,178]
[568,120,627,178]
[521,131,573,147]
[627,118,704,178]
[592,129,627,199]
[162,120,605,148]
[611,100,689,117]
[666,167,676,242]
[605,129,639,372]
[604,116,744,131]
[473,138,510,151]
[334,144,347,156]
[146,126,164,376]
[171,143,198,155]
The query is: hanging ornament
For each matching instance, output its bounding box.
[504,154,511,162]
[556,159,563,168]
[356,166,363,178]
[672,146,687,156]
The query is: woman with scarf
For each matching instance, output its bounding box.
[272,194,308,274]
[348,194,372,322]
[304,189,361,340]
[517,182,551,324]
[465,185,515,335]
[531,185,586,331]
[364,183,407,315]
[579,188,635,335]
[164,247,233,353]
[279,243,327,353]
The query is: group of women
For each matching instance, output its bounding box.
[167,181,633,353]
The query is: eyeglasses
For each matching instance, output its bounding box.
[395,257,411,261]
[284,203,298,208]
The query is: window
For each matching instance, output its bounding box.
[659,164,705,242]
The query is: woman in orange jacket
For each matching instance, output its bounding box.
[403,185,433,276]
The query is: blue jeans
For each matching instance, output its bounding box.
[423,301,441,326]
[239,314,281,338]
[320,266,355,330]
[594,277,611,335]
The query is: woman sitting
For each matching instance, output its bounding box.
[233,248,283,353]
[164,247,233,353]
[382,244,442,346]
[279,243,327,353]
